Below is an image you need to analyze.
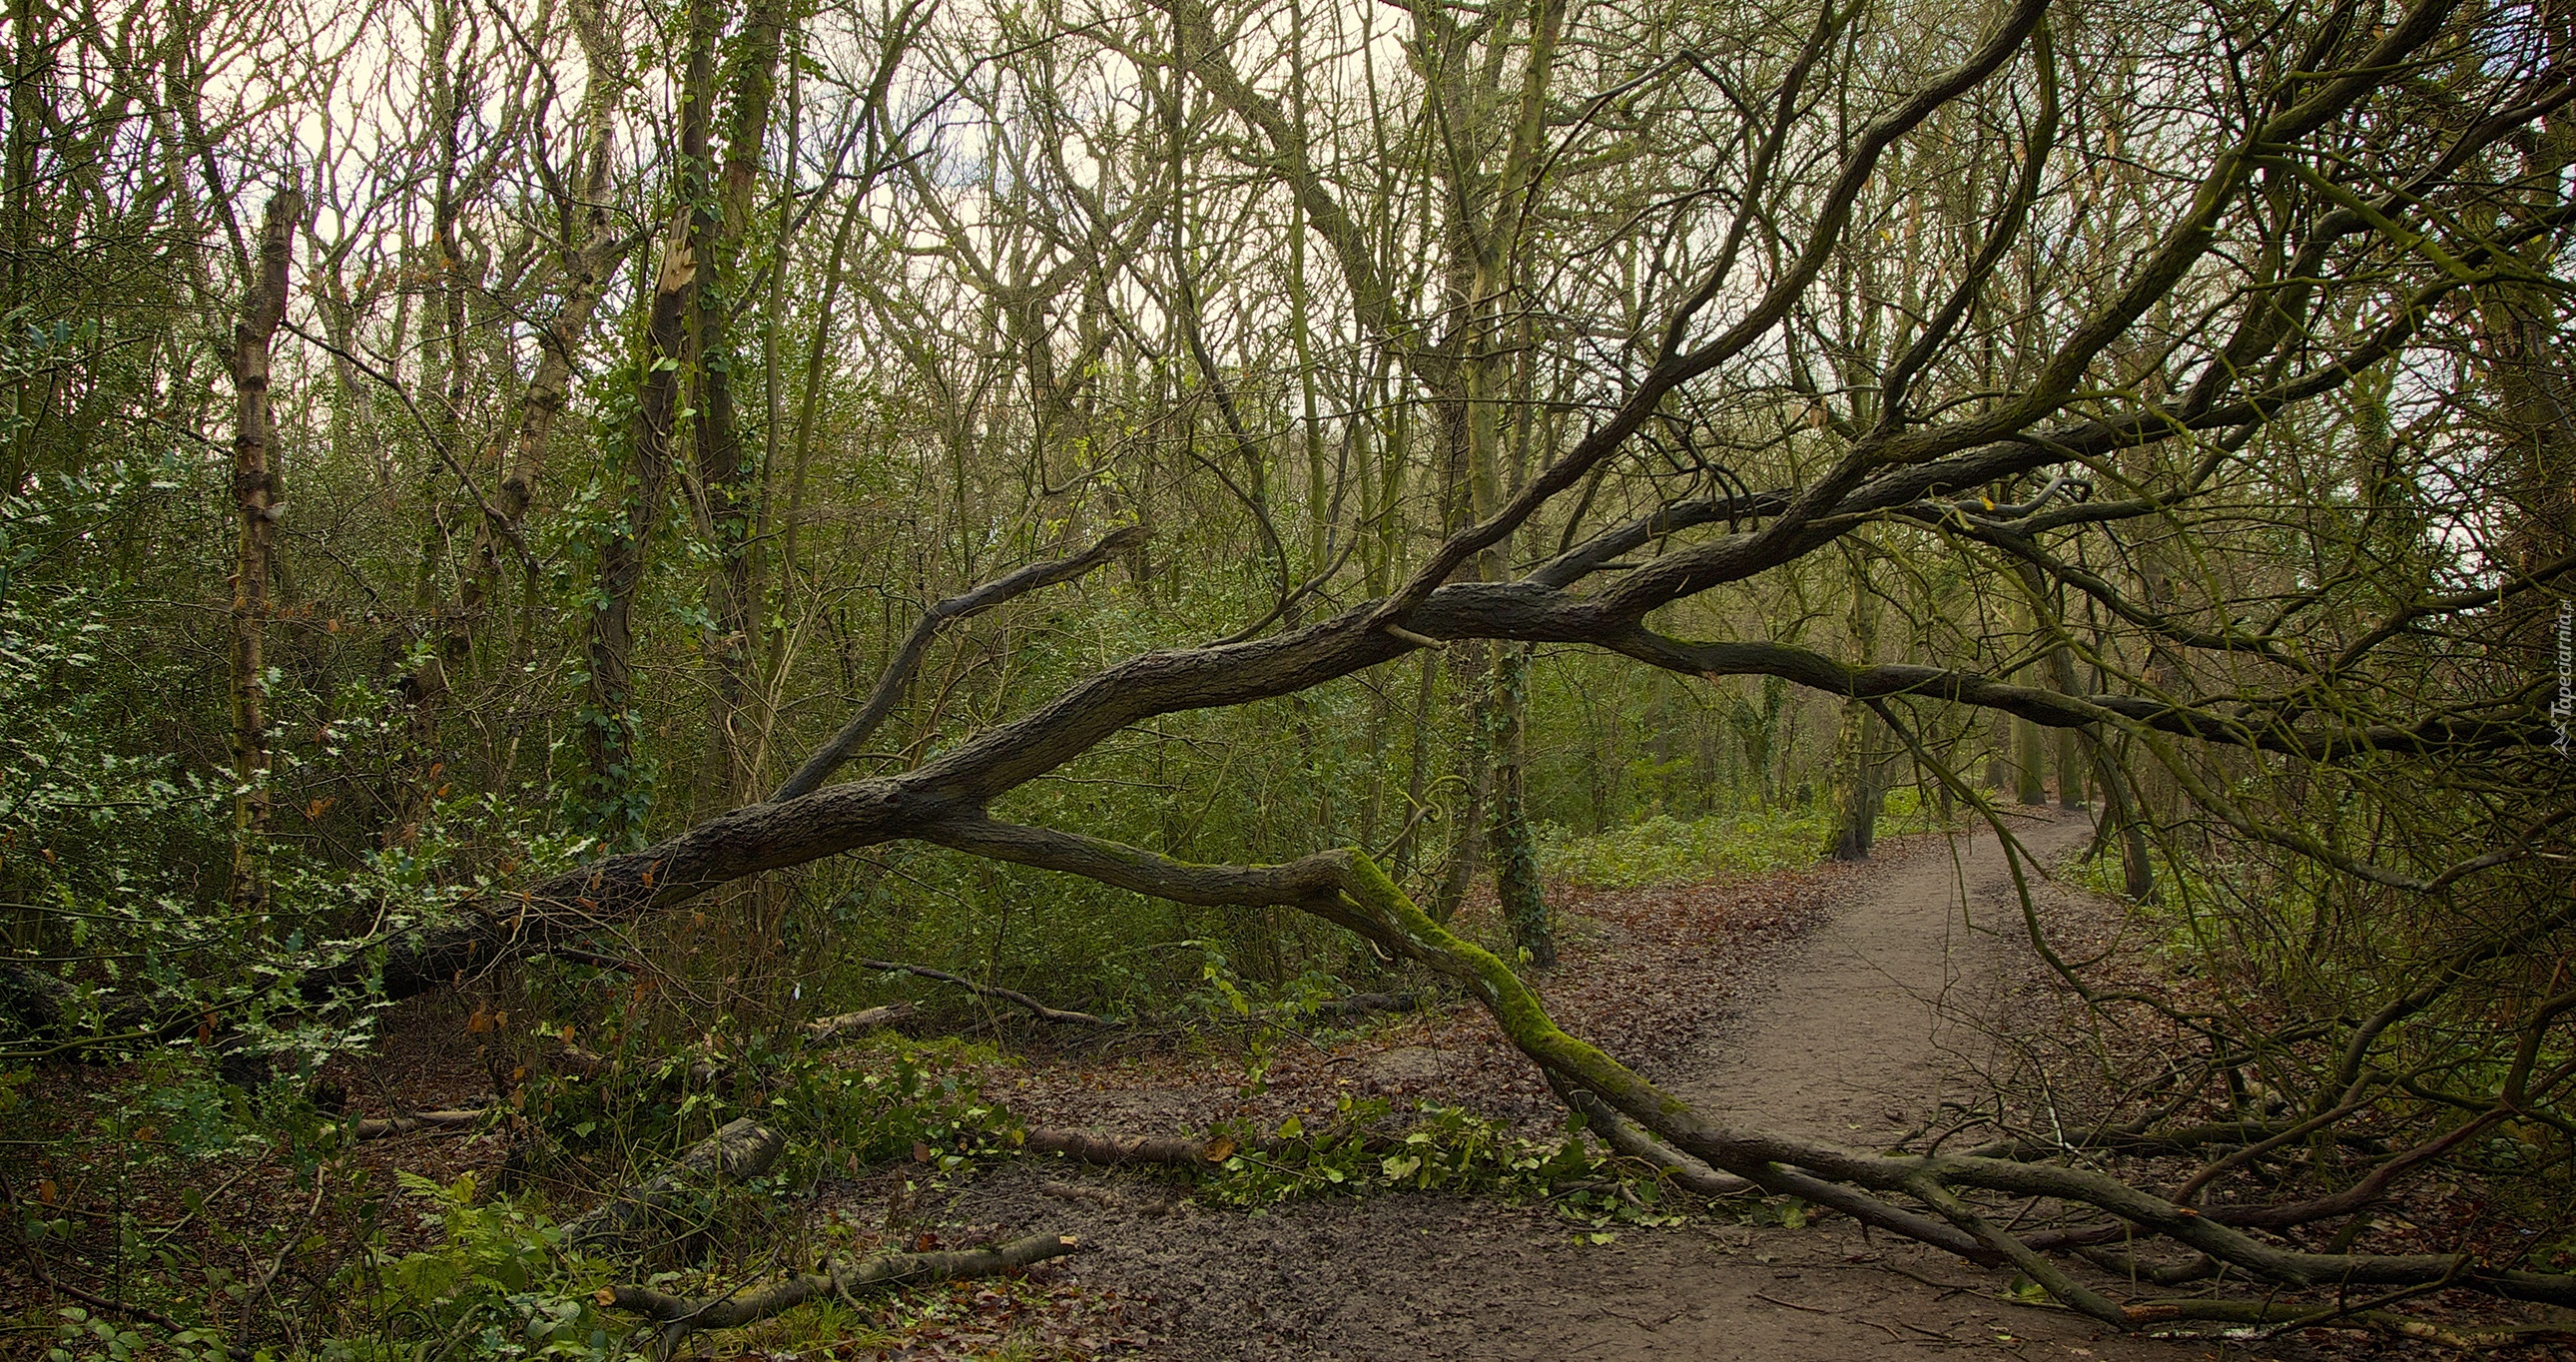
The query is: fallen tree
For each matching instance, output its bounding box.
[561,1117,786,1252]
[598,1233,1081,1361]
[20,0,2576,1333]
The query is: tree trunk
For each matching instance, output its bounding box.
[582,0,722,843]
[224,186,300,921]
[467,0,626,679]
[2014,715,2047,806]
[692,0,791,814]
[1826,698,1884,861]
[1489,641,1550,964]
[1428,637,1491,925]
[1828,547,1885,859]
[385,1,472,848]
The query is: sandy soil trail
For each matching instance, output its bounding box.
[1667,809,2092,1144]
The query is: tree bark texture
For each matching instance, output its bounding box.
[224,186,301,921]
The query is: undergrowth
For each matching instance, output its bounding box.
[5,1022,1739,1361]
[1537,788,1948,890]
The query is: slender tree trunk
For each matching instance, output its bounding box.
[1827,548,1884,860]
[226,186,301,920]
[2013,714,2047,806]
[2,0,51,500]
[386,3,472,847]
[1489,641,1549,964]
[694,0,790,812]
[1429,636,1491,926]
[1389,650,1438,884]
[584,0,715,844]
[2089,734,2157,902]
[470,0,625,679]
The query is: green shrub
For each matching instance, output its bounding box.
[1535,808,1834,890]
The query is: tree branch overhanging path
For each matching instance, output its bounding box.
[11,0,2564,1341]
[234,0,2576,1327]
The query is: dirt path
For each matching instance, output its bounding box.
[1668,808,2092,1145]
[936,809,2349,1361]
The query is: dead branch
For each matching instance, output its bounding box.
[1301,991,1419,1021]
[860,959,1112,1026]
[1550,1076,1753,1198]
[325,1108,485,1141]
[560,1117,785,1251]
[1022,1126,1233,1166]
[920,811,2576,1310]
[804,1001,917,1044]
[600,1232,1078,1359]
[2127,1296,2576,1349]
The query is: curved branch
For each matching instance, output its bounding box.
[903,818,2576,1313]
[772,524,1146,801]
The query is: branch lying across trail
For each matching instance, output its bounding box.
[600,1233,1079,1360]
[846,959,1412,1033]
[1548,1076,1754,1198]
[911,811,2576,1320]
[24,0,2558,1333]
[859,959,1113,1026]
[771,524,1146,802]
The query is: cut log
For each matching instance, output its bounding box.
[1303,990,1418,1021]
[1022,1126,1234,1166]
[560,1117,784,1251]
[600,1232,1079,1359]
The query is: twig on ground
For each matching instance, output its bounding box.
[860,960,1112,1026]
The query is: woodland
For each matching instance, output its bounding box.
[0,0,2572,1354]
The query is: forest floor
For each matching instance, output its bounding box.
[12,809,2567,1360]
[855,808,2559,1362]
